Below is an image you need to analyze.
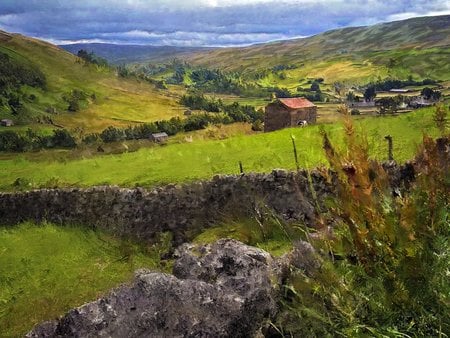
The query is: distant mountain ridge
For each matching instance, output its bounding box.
[60,43,214,64]
[183,15,450,71]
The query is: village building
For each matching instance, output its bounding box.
[408,96,435,108]
[0,119,13,127]
[348,100,376,108]
[150,132,169,143]
[389,88,410,93]
[264,97,317,132]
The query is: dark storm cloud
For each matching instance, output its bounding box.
[0,0,449,46]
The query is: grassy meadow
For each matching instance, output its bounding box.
[0,222,171,337]
[0,107,439,190]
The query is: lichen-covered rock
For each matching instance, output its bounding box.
[279,240,321,278]
[174,239,278,316]
[27,240,279,338]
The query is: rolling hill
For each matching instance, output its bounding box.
[60,44,214,65]
[182,15,450,85]
[0,31,184,133]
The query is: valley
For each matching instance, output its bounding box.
[0,12,449,338]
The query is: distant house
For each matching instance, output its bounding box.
[348,100,375,108]
[409,97,435,108]
[150,132,169,143]
[264,97,317,132]
[390,89,410,93]
[0,119,13,127]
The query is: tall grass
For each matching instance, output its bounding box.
[273,108,449,336]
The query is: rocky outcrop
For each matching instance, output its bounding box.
[27,239,282,338]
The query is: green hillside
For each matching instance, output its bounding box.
[183,15,450,85]
[0,31,184,132]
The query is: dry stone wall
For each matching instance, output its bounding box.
[0,161,419,244]
[0,169,334,244]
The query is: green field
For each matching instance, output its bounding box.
[0,222,171,337]
[0,108,439,191]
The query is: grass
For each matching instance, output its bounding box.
[0,222,171,337]
[0,32,184,133]
[193,218,294,257]
[0,107,439,191]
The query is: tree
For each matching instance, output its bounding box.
[51,129,77,148]
[67,98,80,112]
[77,49,90,60]
[310,81,320,92]
[7,93,22,114]
[421,87,441,101]
[377,97,398,115]
[100,126,125,143]
[346,91,356,102]
[364,86,376,102]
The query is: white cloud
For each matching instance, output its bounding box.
[57,29,306,46]
[0,0,448,46]
[388,9,450,22]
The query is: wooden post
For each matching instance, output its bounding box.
[384,135,393,161]
[291,135,300,171]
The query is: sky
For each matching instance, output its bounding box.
[0,0,449,47]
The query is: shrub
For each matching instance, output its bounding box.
[100,126,125,143]
[51,129,77,148]
[82,133,100,144]
[251,120,263,131]
[0,131,30,152]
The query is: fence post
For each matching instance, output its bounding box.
[291,135,300,171]
[239,161,244,174]
[384,135,394,161]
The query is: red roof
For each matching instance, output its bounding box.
[278,97,316,109]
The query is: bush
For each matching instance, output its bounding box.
[0,131,30,152]
[50,129,76,148]
[100,126,125,143]
[310,81,320,92]
[251,120,263,131]
[421,87,441,101]
[82,133,100,144]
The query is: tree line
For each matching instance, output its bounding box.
[0,52,47,116]
[0,97,264,152]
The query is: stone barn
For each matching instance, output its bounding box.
[0,119,13,127]
[264,98,317,132]
[150,132,169,143]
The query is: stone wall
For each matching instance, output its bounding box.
[264,102,291,132]
[0,159,423,245]
[0,169,334,244]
